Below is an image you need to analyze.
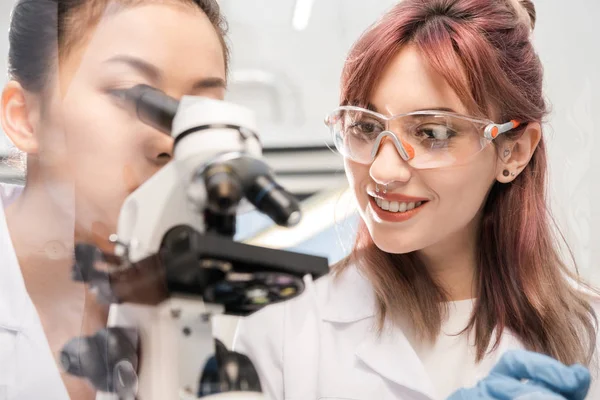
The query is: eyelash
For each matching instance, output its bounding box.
[104,80,143,105]
[106,87,124,95]
[106,87,136,111]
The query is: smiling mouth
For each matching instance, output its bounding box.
[370,196,429,213]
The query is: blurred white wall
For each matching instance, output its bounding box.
[532,1,600,283]
[220,0,399,147]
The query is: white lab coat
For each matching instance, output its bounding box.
[233,263,600,400]
[0,184,70,400]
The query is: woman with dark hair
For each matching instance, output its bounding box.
[0,0,229,398]
[234,1,600,399]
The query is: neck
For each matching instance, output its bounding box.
[5,177,80,319]
[5,171,76,261]
[5,165,109,338]
[418,219,480,302]
[6,166,111,314]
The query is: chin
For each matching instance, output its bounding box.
[367,227,423,254]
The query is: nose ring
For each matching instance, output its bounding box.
[375,183,387,194]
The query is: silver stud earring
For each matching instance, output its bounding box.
[382,184,388,194]
[511,172,516,177]
[375,184,380,193]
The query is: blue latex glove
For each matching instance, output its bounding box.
[447,350,591,400]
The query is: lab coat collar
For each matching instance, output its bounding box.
[0,186,25,332]
[320,264,437,398]
[318,261,530,398]
[0,297,23,333]
[355,320,437,399]
[354,319,525,399]
[320,263,376,323]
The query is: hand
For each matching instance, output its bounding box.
[447,350,591,400]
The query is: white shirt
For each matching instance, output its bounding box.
[233,263,600,400]
[405,299,478,400]
[0,184,70,400]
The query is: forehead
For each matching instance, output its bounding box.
[370,44,468,116]
[58,3,225,90]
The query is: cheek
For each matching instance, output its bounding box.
[62,89,128,149]
[344,159,370,206]
[430,170,492,209]
[65,90,141,163]
[343,159,357,187]
[60,88,146,196]
[35,103,70,166]
[425,156,497,222]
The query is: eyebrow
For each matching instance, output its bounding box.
[413,107,458,113]
[103,55,226,90]
[367,103,458,114]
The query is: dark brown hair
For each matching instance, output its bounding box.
[8,0,229,93]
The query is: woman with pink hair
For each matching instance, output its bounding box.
[235,0,599,399]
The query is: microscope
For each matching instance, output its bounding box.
[60,85,330,399]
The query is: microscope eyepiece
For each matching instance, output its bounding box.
[112,84,179,134]
[204,164,244,214]
[247,175,302,228]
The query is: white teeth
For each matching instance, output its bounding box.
[373,197,427,213]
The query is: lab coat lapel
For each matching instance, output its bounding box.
[320,263,376,323]
[320,264,436,399]
[355,320,437,399]
[0,190,25,332]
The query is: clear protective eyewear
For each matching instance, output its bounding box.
[324,106,521,169]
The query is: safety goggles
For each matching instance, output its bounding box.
[324,106,521,169]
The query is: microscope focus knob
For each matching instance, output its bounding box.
[60,327,139,395]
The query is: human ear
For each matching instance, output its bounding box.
[1,81,41,154]
[496,122,541,183]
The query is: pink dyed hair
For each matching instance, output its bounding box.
[335,0,598,364]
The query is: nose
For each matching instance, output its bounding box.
[369,136,413,185]
[144,131,174,168]
[371,131,415,163]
